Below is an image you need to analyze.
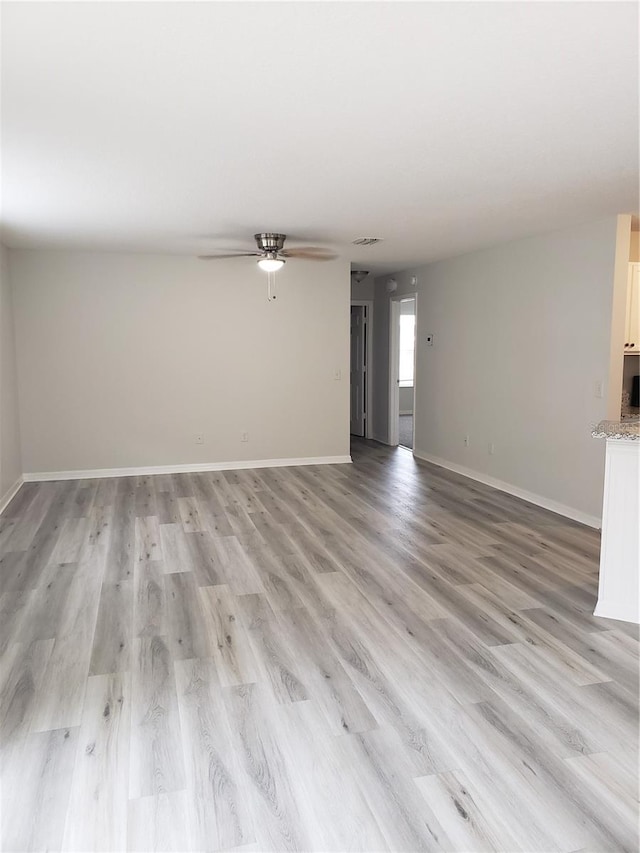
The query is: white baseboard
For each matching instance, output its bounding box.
[23,455,352,483]
[594,599,640,625]
[413,449,601,529]
[399,410,413,416]
[0,476,25,515]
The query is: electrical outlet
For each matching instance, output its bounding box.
[195,434,204,445]
[240,431,249,443]
[464,435,470,448]
[426,334,434,346]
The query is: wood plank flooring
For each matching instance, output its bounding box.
[0,439,638,852]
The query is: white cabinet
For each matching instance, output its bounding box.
[594,438,639,624]
[624,263,639,353]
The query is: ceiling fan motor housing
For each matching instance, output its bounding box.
[255,233,286,253]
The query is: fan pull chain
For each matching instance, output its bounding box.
[267,270,277,302]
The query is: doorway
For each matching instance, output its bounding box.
[350,301,373,438]
[389,295,416,449]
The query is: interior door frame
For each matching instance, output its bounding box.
[388,292,417,448]
[350,300,374,439]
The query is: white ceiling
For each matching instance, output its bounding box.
[1,1,638,274]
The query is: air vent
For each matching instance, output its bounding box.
[352,237,383,247]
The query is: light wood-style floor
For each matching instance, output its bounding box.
[0,439,638,852]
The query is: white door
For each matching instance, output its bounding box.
[350,305,366,436]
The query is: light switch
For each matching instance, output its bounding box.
[334,369,342,381]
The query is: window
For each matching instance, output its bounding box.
[399,311,415,387]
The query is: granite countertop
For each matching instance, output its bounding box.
[592,418,639,440]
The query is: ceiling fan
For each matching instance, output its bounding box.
[199,233,337,272]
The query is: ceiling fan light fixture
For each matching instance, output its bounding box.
[351,270,370,284]
[257,255,285,273]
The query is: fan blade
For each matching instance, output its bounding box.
[281,247,337,260]
[198,252,260,260]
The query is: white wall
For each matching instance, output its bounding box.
[0,243,23,502]
[371,280,392,443]
[350,274,375,302]
[11,251,350,474]
[374,217,618,522]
